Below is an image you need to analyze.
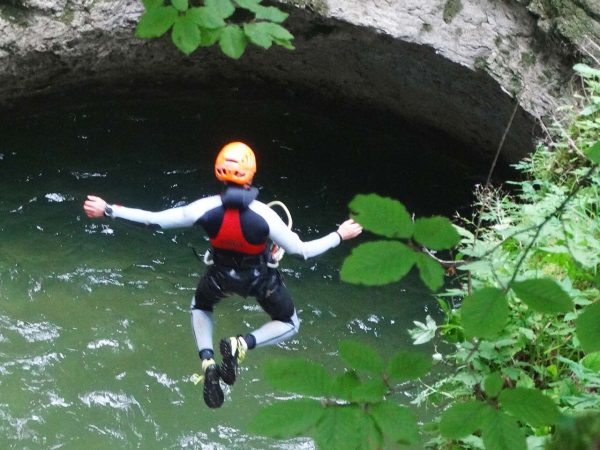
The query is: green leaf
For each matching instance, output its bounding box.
[188,6,226,29]
[499,387,561,427]
[388,350,432,382]
[171,0,188,12]
[198,27,221,46]
[338,340,385,374]
[370,402,419,445]
[511,278,573,314]
[234,0,261,12]
[351,378,388,403]
[254,5,289,22]
[586,140,600,165]
[461,287,508,339]
[576,302,600,353]
[574,63,600,78]
[142,0,163,10]
[243,23,273,49]
[314,405,378,450]
[581,352,600,372]
[205,0,235,18]
[262,22,293,40]
[272,37,295,50]
[348,194,413,238]
[439,400,488,439]
[249,399,323,438]
[415,252,445,291]
[264,358,332,396]
[171,14,200,55]
[332,370,361,401]
[136,6,178,38]
[482,410,526,450]
[340,241,416,286]
[219,24,247,59]
[413,216,460,250]
[483,372,504,398]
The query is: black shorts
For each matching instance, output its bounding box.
[193,264,295,324]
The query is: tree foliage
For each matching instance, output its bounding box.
[136,0,294,57]
[341,193,459,292]
[249,341,424,449]
[249,64,600,449]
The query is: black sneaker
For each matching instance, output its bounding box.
[202,359,224,408]
[219,336,247,386]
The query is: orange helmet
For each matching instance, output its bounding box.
[214,142,256,185]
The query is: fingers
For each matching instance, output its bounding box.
[337,218,363,240]
[83,195,106,218]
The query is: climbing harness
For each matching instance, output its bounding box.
[265,200,292,268]
[192,200,293,268]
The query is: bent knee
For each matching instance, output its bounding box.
[288,310,300,334]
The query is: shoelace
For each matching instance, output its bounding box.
[191,358,217,385]
[235,337,248,365]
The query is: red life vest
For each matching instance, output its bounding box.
[209,209,267,255]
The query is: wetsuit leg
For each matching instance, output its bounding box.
[249,270,300,348]
[251,309,300,348]
[191,269,225,357]
[190,302,214,358]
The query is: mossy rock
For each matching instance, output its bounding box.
[508,0,600,59]
[280,0,329,15]
[443,0,463,24]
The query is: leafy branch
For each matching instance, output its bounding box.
[249,340,430,449]
[136,0,294,58]
[340,193,461,292]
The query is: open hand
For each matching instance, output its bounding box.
[337,219,363,240]
[83,195,107,218]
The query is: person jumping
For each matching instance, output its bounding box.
[83,141,362,408]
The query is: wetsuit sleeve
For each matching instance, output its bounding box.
[250,202,342,260]
[107,196,221,230]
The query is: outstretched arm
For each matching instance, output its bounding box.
[336,219,363,241]
[254,202,362,259]
[83,194,219,229]
[83,195,108,218]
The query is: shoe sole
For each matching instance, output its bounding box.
[203,366,224,408]
[219,339,237,386]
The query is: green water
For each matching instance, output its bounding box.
[0,89,488,449]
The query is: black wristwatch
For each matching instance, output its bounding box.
[104,205,113,218]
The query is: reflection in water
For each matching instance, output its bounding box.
[0,91,489,448]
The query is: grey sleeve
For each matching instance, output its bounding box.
[250,202,342,259]
[108,196,221,230]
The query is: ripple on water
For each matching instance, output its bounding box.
[0,315,60,343]
[46,391,72,408]
[18,352,63,369]
[79,391,141,411]
[70,171,107,180]
[347,318,373,334]
[86,339,120,350]
[54,266,124,290]
[44,193,74,203]
[0,407,44,441]
[146,369,177,389]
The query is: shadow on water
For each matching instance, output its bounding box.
[0,83,512,448]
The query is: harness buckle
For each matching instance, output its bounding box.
[203,249,214,266]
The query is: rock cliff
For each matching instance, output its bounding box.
[1,0,597,161]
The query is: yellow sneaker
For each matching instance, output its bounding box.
[219,336,247,386]
[201,358,224,408]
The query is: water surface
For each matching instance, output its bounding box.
[0,88,488,449]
